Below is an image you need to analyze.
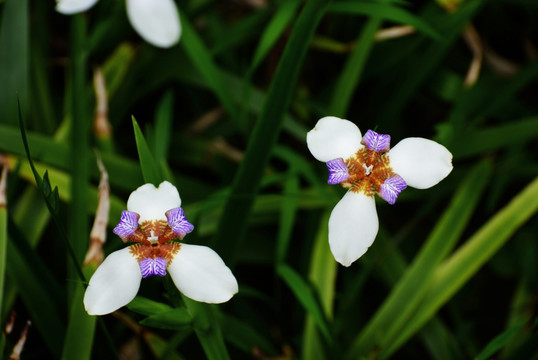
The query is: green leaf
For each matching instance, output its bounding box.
[132,116,162,186]
[182,297,231,360]
[348,160,492,359]
[451,117,538,159]
[213,0,331,266]
[475,318,529,360]
[250,0,302,70]
[61,268,98,360]
[220,314,277,356]
[179,11,241,130]
[152,91,174,162]
[127,296,175,316]
[386,175,538,357]
[0,201,6,318]
[101,43,135,97]
[140,308,192,330]
[0,0,29,127]
[6,231,65,357]
[302,211,337,359]
[275,168,300,263]
[277,264,332,342]
[328,16,381,117]
[328,2,441,40]
[18,102,86,284]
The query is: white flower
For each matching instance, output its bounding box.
[56,0,181,48]
[307,116,453,267]
[83,181,238,315]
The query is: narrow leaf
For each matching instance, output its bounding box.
[386,175,538,357]
[475,318,529,360]
[213,0,331,265]
[277,264,332,342]
[132,116,162,186]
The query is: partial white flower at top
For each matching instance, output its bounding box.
[56,0,181,48]
[307,116,453,267]
[83,181,238,315]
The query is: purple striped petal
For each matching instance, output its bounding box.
[113,211,140,239]
[165,207,194,239]
[326,158,350,184]
[362,130,391,152]
[379,175,407,205]
[139,257,168,278]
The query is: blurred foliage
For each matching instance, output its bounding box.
[1,0,538,359]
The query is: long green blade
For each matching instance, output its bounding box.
[213,0,331,266]
[385,175,538,357]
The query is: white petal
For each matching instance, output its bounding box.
[83,247,142,315]
[168,244,238,303]
[126,0,181,48]
[56,0,98,14]
[127,181,181,222]
[328,191,378,267]
[388,138,453,189]
[307,116,363,162]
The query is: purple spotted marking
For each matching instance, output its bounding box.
[139,257,167,278]
[165,207,194,239]
[326,158,350,185]
[362,130,391,152]
[113,211,140,239]
[379,175,407,205]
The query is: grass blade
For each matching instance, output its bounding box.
[213,0,331,266]
[275,168,299,263]
[328,2,441,40]
[250,0,302,71]
[0,0,29,127]
[277,264,332,342]
[302,211,337,359]
[475,318,529,360]
[132,116,162,186]
[0,167,7,317]
[328,17,381,116]
[179,11,240,129]
[347,160,492,359]
[385,175,538,357]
